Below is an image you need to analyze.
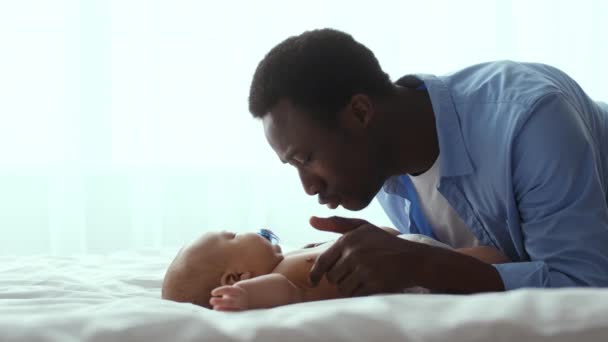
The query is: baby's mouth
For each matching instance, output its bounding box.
[273,244,282,254]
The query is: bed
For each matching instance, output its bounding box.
[1,249,607,342]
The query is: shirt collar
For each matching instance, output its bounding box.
[382,175,402,195]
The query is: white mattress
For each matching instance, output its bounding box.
[1,249,608,342]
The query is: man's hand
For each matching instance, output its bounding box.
[210,285,248,311]
[308,216,428,296]
[308,216,505,296]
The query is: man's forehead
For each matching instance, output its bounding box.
[262,100,301,150]
[263,117,295,164]
[262,111,284,151]
[264,99,295,128]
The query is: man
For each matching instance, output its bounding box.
[247,28,608,296]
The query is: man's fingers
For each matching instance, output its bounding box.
[309,242,344,286]
[325,253,352,285]
[337,270,363,297]
[352,284,373,297]
[309,216,368,234]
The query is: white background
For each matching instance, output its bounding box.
[0,0,606,254]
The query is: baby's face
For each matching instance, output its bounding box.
[162,230,284,307]
[206,230,284,276]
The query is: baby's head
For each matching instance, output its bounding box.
[162,230,283,308]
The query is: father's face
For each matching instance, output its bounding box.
[262,99,385,211]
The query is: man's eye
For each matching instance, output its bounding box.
[296,155,311,166]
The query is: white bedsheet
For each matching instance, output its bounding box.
[1,249,607,342]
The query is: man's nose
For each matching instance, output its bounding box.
[298,168,321,196]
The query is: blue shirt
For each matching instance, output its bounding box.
[376,61,608,290]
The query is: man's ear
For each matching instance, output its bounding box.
[220,271,252,285]
[340,94,374,131]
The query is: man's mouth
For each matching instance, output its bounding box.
[319,196,340,209]
[326,202,338,209]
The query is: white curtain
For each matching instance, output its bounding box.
[0,0,606,255]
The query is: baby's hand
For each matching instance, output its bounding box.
[210,285,248,311]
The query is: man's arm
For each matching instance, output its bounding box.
[380,226,401,235]
[367,94,608,291]
[491,93,608,289]
[421,245,505,293]
[308,216,505,296]
[210,273,304,311]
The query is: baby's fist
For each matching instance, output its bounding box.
[210,285,248,311]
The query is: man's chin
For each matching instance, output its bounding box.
[339,199,368,211]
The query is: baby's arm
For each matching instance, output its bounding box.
[210,273,304,311]
[456,246,510,264]
[398,233,510,264]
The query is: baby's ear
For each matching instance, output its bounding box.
[220,271,240,285]
[220,271,252,285]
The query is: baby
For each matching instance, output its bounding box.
[161,226,509,311]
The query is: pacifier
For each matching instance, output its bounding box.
[257,228,280,245]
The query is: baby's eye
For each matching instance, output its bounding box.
[257,228,280,244]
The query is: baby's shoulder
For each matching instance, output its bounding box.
[272,250,319,288]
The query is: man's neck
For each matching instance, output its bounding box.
[378,85,439,177]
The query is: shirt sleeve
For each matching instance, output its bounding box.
[375,189,412,234]
[494,92,608,289]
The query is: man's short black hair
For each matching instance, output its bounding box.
[248,28,393,125]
